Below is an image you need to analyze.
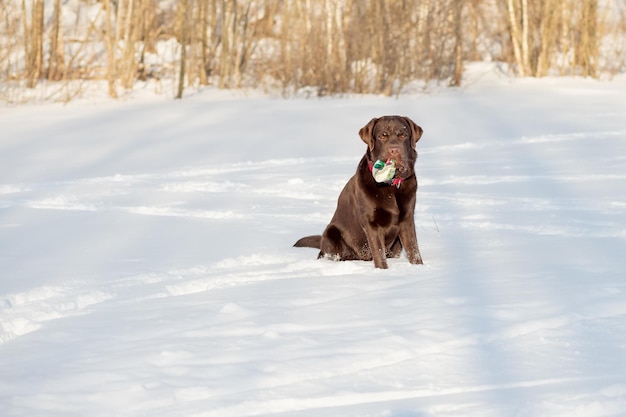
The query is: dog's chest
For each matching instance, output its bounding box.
[369,190,401,227]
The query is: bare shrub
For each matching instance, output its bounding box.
[501,0,604,77]
[1,0,625,102]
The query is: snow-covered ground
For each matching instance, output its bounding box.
[2,70,626,417]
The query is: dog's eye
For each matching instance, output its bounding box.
[398,132,407,139]
[379,132,389,140]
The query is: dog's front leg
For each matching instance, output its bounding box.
[365,227,389,269]
[399,217,423,265]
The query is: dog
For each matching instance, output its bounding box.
[294,115,423,269]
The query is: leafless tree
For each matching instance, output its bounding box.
[176,0,188,98]
[47,0,64,81]
[22,0,44,88]
[1,0,625,102]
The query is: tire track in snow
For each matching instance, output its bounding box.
[204,375,626,417]
[0,252,371,344]
[3,152,626,235]
[422,129,626,155]
[421,191,626,239]
[0,284,113,343]
[0,154,356,345]
[0,157,347,222]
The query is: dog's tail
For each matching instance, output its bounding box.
[293,235,322,249]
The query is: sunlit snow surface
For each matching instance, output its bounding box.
[1,71,626,417]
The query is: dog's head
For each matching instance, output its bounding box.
[359,116,423,179]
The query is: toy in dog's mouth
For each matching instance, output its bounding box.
[372,159,397,183]
[371,158,410,183]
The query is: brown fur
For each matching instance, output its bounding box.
[294,116,423,269]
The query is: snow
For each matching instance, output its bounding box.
[2,69,626,416]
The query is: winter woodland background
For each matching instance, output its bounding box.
[2,0,626,103]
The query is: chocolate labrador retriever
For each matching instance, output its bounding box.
[294,115,423,269]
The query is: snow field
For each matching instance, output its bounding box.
[1,70,626,416]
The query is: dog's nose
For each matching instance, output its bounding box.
[388,146,401,156]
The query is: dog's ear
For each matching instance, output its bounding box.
[359,118,378,151]
[403,116,423,148]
